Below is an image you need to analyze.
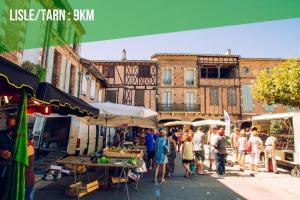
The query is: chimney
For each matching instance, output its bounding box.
[121,49,126,60]
[225,49,232,56]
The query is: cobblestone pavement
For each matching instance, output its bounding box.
[35,152,300,200]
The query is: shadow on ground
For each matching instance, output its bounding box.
[35,155,247,200]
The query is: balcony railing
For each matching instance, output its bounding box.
[158,104,200,112]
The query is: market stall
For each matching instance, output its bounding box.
[192,119,226,127]
[252,112,300,171]
[86,102,158,147]
[0,57,40,200]
[57,156,144,200]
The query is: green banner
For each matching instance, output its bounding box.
[0,0,300,52]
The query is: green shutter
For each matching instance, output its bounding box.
[242,85,254,112]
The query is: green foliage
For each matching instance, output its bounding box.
[0,41,9,54]
[270,120,285,134]
[21,61,47,81]
[253,58,300,108]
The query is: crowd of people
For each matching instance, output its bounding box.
[139,125,279,184]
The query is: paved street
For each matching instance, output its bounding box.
[35,152,300,200]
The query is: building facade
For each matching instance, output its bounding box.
[90,50,157,110]
[152,53,241,123]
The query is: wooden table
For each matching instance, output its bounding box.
[57,156,143,200]
[103,149,144,159]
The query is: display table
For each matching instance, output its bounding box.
[103,148,144,159]
[57,156,144,200]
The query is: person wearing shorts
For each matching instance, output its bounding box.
[145,129,155,171]
[192,127,206,175]
[182,136,194,178]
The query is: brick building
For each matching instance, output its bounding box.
[89,50,157,110]
[152,53,241,123]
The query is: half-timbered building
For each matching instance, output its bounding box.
[90,50,158,110]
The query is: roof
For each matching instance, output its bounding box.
[90,59,158,65]
[151,53,240,58]
[252,112,296,121]
[80,58,107,87]
[240,57,287,61]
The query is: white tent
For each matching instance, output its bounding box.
[192,119,226,127]
[163,121,192,126]
[86,102,158,128]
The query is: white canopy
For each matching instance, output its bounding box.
[252,112,294,121]
[163,121,192,127]
[86,102,158,128]
[192,119,226,127]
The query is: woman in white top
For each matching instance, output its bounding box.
[237,130,247,171]
[207,127,218,171]
[248,129,263,172]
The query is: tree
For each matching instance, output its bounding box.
[252,57,300,108]
[0,41,9,54]
[21,61,47,81]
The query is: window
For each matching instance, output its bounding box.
[162,91,172,105]
[163,69,172,85]
[227,87,237,106]
[220,67,237,78]
[134,90,144,106]
[103,65,115,78]
[98,89,103,102]
[185,69,195,85]
[90,80,96,99]
[201,67,219,78]
[106,90,117,103]
[185,92,195,106]
[138,65,151,78]
[209,87,219,106]
[241,85,254,112]
[81,74,87,95]
[243,67,249,74]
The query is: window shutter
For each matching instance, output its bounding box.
[74,67,79,97]
[242,85,254,111]
[45,47,55,83]
[59,56,67,90]
[90,80,96,98]
[81,75,87,95]
[64,62,71,93]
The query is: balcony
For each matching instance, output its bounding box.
[158,104,200,112]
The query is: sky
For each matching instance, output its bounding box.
[81,18,300,60]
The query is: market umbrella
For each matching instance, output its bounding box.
[6,91,28,200]
[87,102,158,146]
[163,121,192,127]
[192,119,226,127]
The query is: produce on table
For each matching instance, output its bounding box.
[127,157,137,165]
[97,156,110,164]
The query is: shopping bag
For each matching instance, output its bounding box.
[268,158,273,172]
[245,142,252,153]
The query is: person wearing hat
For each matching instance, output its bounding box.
[237,130,247,171]
[213,128,227,175]
[154,129,169,183]
[230,128,240,164]
[248,127,263,172]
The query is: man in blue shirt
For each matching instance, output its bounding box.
[145,129,155,171]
